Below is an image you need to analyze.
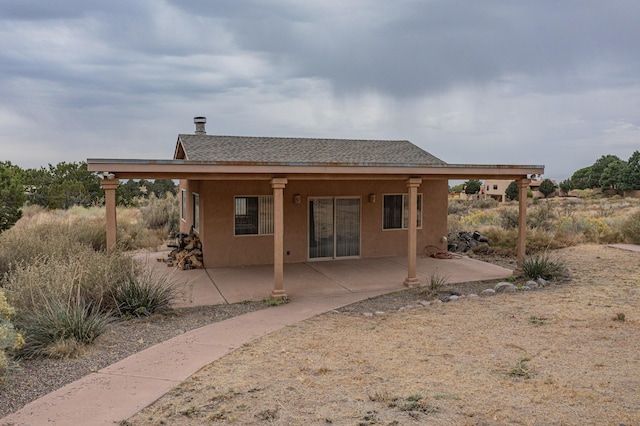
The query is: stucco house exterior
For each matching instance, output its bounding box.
[88,117,544,298]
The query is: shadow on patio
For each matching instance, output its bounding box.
[136,252,514,308]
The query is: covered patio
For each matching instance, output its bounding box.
[136,251,514,307]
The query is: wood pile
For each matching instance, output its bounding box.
[160,230,204,270]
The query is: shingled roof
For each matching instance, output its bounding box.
[174,134,446,167]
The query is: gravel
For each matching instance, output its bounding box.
[0,301,269,419]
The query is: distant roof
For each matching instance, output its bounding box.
[174,134,447,167]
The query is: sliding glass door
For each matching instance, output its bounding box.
[309,197,360,259]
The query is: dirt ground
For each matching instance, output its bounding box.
[127,244,640,425]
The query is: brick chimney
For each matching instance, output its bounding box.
[194,116,206,135]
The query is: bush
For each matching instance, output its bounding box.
[621,210,640,244]
[522,254,565,280]
[0,292,25,383]
[140,192,179,235]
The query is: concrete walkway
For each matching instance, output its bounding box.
[1,255,513,425]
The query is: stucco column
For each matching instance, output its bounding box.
[514,178,531,276]
[404,177,422,287]
[271,178,288,298]
[101,177,119,252]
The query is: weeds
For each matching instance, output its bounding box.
[509,356,534,379]
[264,296,290,306]
[424,272,448,296]
[528,316,548,325]
[0,292,25,383]
[110,269,177,317]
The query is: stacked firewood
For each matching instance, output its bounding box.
[163,230,204,270]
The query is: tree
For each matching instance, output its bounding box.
[558,179,573,193]
[146,179,177,198]
[0,161,25,232]
[464,179,482,195]
[505,181,518,201]
[599,159,625,190]
[587,155,622,188]
[570,166,592,190]
[449,183,465,193]
[23,162,102,209]
[538,179,556,198]
[621,150,640,190]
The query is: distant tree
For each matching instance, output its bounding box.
[23,162,102,209]
[0,161,25,232]
[599,159,626,191]
[621,150,640,191]
[449,183,465,193]
[570,166,592,190]
[587,155,622,188]
[505,181,518,201]
[117,179,147,206]
[464,179,482,195]
[538,179,556,198]
[558,179,573,193]
[146,179,177,198]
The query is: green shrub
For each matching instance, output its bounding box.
[18,296,112,359]
[621,210,640,244]
[0,291,25,383]
[499,208,519,230]
[522,254,565,280]
[110,269,177,317]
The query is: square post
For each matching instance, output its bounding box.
[514,178,531,276]
[101,178,119,252]
[404,177,422,287]
[271,178,288,298]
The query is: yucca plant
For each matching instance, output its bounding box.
[110,269,177,318]
[522,253,565,280]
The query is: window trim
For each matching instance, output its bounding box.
[234,195,274,236]
[382,193,423,230]
[180,189,186,222]
[192,193,200,232]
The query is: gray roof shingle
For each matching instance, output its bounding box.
[175,135,446,166]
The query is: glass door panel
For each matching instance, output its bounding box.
[308,198,334,259]
[335,198,360,257]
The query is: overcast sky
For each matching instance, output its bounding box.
[1,1,639,180]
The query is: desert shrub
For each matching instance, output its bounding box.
[475,198,499,209]
[460,211,500,227]
[522,254,565,280]
[527,203,555,231]
[0,292,25,382]
[140,192,179,235]
[110,269,177,317]
[621,210,640,244]
[18,296,112,358]
[448,200,471,215]
[499,208,519,230]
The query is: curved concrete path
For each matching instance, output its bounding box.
[1,290,399,426]
[1,255,514,425]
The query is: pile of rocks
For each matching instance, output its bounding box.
[447,230,489,252]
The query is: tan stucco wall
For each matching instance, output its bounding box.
[179,178,448,267]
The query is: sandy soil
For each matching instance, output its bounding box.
[127,244,640,425]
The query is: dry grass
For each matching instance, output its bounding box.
[128,244,640,425]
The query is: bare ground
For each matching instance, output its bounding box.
[127,244,640,425]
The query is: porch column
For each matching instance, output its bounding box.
[101,177,120,252]
[404,177,422,287]
[514,178,531,276]
[271,178,288,298]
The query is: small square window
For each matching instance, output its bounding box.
[234,196,274,235]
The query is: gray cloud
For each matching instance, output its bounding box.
[0,0,639,180]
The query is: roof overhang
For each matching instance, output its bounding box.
[87,158,544,181]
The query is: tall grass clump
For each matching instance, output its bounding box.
[140,192,179,236]
[0,292,25,382]
[110,268,176,317]
[522,254,565,280]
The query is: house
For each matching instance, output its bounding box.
[88,117,544,298]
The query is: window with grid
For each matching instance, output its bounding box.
[383,193,422,230]
[234,196,274,235]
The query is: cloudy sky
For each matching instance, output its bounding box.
[1,0,639,180]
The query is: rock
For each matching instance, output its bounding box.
[449,295,459,301]
[468,294,478,298]
[494,282,517,293]
[537,277,549,287]
[398,307,406,312]
[432,299,443,304]
[521,286,531,291]
[440,296,451,302]
[363,312,374,317]
[419,300,431,307]
[480,289,496,296]
[374,311,386,316]
[526,280,539,289]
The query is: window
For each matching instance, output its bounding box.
[193,193,199,231]
[493,185,498,190]
[383,193,422,230]
[181,189,186,221]
[235,196,274,235]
